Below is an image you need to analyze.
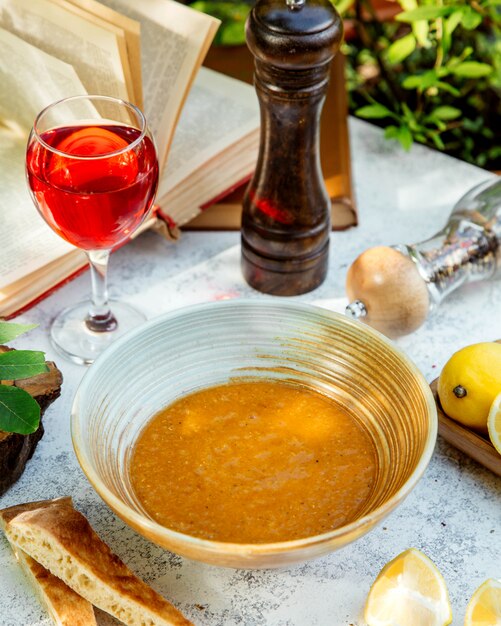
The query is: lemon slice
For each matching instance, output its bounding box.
[364,548,452,626]
[465,579,501,625]
[487,392,501,456]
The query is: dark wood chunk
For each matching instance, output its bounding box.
[0,346,63,496]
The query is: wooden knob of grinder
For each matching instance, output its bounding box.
[345,246,430,338]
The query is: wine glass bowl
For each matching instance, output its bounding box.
[26,96,159,364]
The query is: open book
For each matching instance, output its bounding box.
[0,0,261,318]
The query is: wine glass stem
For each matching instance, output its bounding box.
[85,249,118,332]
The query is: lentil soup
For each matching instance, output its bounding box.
[130,381,377,544]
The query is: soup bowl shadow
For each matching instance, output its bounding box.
[71,300,437,569]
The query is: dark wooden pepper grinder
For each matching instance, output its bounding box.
[241,0,342,295]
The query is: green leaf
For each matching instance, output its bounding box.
[401,102,415,120]
[402,75,424,89]
[487,145,501,159]
[387,33,416,64]
[0,351,48,380]
[476,153,487,167]
[397,0,429,44]
[452,62,493,78]
[190,0,249,21]
[395,126,413,151]
[396,6,452,22]
[0,385,40,435]
[445,10,464,37]
[431,118,447,131]
[436,66,451,78]
[384,125,400,140]
[442,10,463,56]
[0,322,37,344]
[191,1,250,46]
[400,103,421,132]
[446,47,474,67]
[218,20,246,45]
[463,117,483,132]
[413,20,430,48]
[461,7,483,30]
[431,106,462,120]
[396,0,417,9]
[402,70,439,90]
[333,0,355,15]
[429,133,445,150]
[385,125,413,150]
[436,81,461,96]
[355,103,394,119]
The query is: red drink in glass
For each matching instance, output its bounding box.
[26,95,159,365]
[26,124,158,250]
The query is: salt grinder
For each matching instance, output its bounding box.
[346,178,501,338]
[241,0,342,295]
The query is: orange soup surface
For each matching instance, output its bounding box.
[131,381,377,543]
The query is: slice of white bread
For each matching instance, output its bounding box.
[1,497,193,626]
[0,497,97,626]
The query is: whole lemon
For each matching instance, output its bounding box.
[438,342,501,432]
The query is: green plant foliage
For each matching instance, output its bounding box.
[336,0,501,168]
[0,321,47,435]
[387,32,417,63]
[430,105,462,119]
[336,0,356,13]
[0,386,41,435]
[385,124,414,149]
[396,6,454,22]
[189,0,500,167]
[190,1,251,45]
[451,61,493,77]
[0,351,48,380]
[0,322,37,344]
[355,103,395,118]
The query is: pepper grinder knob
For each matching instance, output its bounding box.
[241,0,343,295]
[345,246,430,338]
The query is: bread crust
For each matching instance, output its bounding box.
[0,498,96,626]
[1,497,193,626]
[13,549,98,626]
[0,496,72,525]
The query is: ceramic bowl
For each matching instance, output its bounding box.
[72,300,437,568]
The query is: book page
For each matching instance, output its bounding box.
[0,30,84,292]
[0,129,75,292]
[50,0,136,105]
[0,0,129,101]
[64,0,143,107]
[0,27,88,132]
[101,0,219,168]
[158,68,260,198]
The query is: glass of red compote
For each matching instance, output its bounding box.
[26,95,159,364]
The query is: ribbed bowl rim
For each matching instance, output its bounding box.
[71,299,437,558]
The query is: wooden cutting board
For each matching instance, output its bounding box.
[430,377,501,477]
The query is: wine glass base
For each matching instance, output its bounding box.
[50,300,146,365]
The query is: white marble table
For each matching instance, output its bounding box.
[1,120,500,626]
